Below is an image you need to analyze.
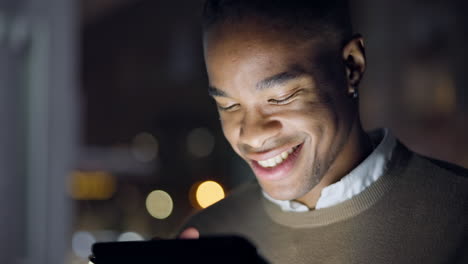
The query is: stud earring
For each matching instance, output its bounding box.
[349,88,358,99]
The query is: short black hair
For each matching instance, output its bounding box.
[202,0,353,45]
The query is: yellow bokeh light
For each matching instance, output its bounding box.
[195,181,225,208]
[145,190,173,219]
[68,171,116,200]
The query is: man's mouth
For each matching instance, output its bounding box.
[249,143,304,181]
[257,145,300,168]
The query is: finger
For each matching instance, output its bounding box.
[179,227,200,239]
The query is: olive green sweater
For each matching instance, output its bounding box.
[184,143,468,263]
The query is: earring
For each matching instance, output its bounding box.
[349,88,358,99]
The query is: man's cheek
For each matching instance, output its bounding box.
[220,122,238,150]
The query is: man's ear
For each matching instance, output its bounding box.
[342,34,366,96]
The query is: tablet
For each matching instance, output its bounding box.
[90,235,268,264]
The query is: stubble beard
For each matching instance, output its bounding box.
[294,135,346,201]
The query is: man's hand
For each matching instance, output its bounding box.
[179,227,200,239]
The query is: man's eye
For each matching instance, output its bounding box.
[268,92,298,105]
[217,104,240,112]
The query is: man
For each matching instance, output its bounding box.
[180,0,468,263]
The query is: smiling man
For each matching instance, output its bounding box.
[181,1,468,263]
[204,0,371,209]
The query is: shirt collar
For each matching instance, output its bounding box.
[263,128,396,212]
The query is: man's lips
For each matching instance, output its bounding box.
[245,143,302,162]
[249,143,304,182]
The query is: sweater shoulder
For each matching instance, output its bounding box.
[410,151,468,184]
[392,140,468,182]
[400,147,468,202]
[421,155,468,179]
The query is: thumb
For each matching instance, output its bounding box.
[179,227,200,239]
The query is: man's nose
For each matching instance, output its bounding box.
[238,111,282,150]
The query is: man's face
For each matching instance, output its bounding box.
[204,20,356,201]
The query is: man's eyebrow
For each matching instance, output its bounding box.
[256,70,306,91]
[208,86,228,97]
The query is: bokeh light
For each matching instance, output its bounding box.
[195,181,225,208]
[68,171,116,200]
[72,231,96,259]
[131,132,159,162]
[145,190,173,219]
[117,231,144,241]
[187,127,215,158]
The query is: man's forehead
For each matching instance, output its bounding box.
[205,32,321,72]
[203,19,337,94]
[205,39,326,90]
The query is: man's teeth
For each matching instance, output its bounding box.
[258,147,296,168]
